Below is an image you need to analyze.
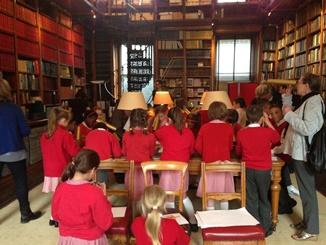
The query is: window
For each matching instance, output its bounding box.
[216,39,251,81]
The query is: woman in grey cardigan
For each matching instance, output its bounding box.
[283,73,324,241]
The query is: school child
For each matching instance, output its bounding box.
[149,105,170,132]
[155,107,196,226]
[236,105,280,237]
[40,107,80,227]
[227,108,242,141]
[85,121,122,184]
[233,97,247,127]
[122,109,156,201]
[196,102,234,210]
[52,149,113,245]
[76,110,98,146]
[132,185,190,245]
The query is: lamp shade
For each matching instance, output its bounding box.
[117,92,147,110]
[153,91,173,105]
[199,91,207,105]
[201,91,232,110]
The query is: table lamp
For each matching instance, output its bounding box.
[117,92,147,110]
[153,91,174,105]
[199,91,207,105]
[201,91,233,110]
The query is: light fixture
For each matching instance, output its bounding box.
[268,11,272,16]
[153,91,173,105]
[201,91,233,110]
[117,92,147,110]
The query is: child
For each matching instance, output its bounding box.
[85,121,122,184]
[40,107,80,226]
[149,105,170,132]
[233,97,247,127]
[76,110,98,146]
[196,102,234,210]
[155,107,196,226]
[236,105,280,237]
[227,108,242,141]
[122,108,156,201]
[52,149,113,245]
[132,185,190,245]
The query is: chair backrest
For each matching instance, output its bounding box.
[95,158,135,205]
[141,160,188,212]
[201,161,246,210]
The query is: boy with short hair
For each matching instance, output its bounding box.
[236,105,280,237]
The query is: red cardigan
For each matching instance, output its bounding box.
[155,125,195,162]
[122,129,156,165]
[236,125,280,170]
[52,181,113,240]
[195,121,233,163]
[85,129,121,160]
[40,126,80,177]
[131,216,190,245]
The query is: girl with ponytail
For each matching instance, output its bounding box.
[132,185,190,245]
[40,107,80,227]
[52,149,113,245]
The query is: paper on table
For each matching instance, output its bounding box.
[195,207,259,228]
[162,213,189,225]
[112,207,127,218]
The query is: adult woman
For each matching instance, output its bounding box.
[283,73,324,241]
[0,78,41,223]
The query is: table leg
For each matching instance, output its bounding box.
[271,165,283,227]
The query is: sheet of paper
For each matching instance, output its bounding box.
[112,207,127,218]
[162,213,189,225]
[195,207,259,228]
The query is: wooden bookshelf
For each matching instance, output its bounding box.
[262,26,277,80]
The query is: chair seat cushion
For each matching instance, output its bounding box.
[106,207,131,235]
[202,225,265,241]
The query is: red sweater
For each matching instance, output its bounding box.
[195,121,233,163]
[271,119,291,163]
[131,216,190,245]
[236,125,280,170]
[40,126,80,177]
[85,129,121,160]
[122,129,156,165]
[77,122,92,146]
[199,110,209,125]
[52,181,113,240]
[155,125,195,162]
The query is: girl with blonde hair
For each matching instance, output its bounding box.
[40,107,80,226]
[132,185,190,245]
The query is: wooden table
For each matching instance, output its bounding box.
[188,157,285,226]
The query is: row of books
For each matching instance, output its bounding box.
[285,69,294,79]
[187,68,210,77]
[296,25,307,40]
[18,73,40,90]
[185,0,211,5]
[310,33,320,47]
[277,37,285,49]
[296,53,306,67]
[322,62,326,74]
[17,60,39,74]
[286,57,294,69]
[308,63,320,74]
[164,78,183,88]
[286,45,294,57]
[308,48,320,63]
[184,31,211,40]
[296,39,306,53]
[278,60,285,70]
[159,58,183,67]
[295,66,306,78]
[59,65,72,79]
[263,63,274,72]
[278,49,285,60]
[263,41,276,51]
[187,78,210,87]
[167,87,182,98]
[263,52,275,61]
[159,12,183,20]
[185,40,209,49]
[284,19,295,33]
[158,40,183,50]
[43,76,58,91]
[310,16,320,33]
[41,61,57,77]
[286,32,295,44]
[187,87,206,97]
[130,13,154,21]
[186,49,210,57]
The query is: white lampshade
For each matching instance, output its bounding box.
[199,91,207,105]
[201,91,232,110]
[117,92,147,110]
[153,91,173,105]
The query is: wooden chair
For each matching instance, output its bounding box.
[201,161,265,245]
[141,160,188,212]
[96,159,135,245]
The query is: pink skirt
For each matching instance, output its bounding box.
[197,172,235,197]
[125,167,153,201]
[159,170,189,194]
[42,176,60,193]
[58,235,108,245]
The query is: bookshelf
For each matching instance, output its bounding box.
[0,0,86,107]
[262,26,276,80]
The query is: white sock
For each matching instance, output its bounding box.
[220,201,229,210]
[183,196,196,224]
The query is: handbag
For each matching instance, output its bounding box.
[302,100,326,172]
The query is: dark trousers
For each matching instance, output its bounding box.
[246,168,272,232]
[0,160,30,215]
[282,162,292,187]
[293,160,319,234]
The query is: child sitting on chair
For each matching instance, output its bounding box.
[132,185,190,245]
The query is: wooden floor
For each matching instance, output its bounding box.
[0,177,326,245]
